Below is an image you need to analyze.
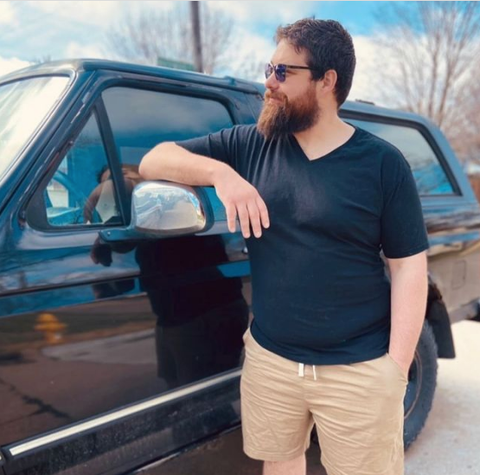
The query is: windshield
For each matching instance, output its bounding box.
[0,76,69,182]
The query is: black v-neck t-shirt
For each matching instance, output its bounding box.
[176,123,430,365]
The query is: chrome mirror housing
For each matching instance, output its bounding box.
[132,182,209,235]
[100,181,214,242]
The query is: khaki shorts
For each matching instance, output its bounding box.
[240,328,408,475]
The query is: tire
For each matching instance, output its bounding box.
[403,320,438,450]
[311,321,438,450]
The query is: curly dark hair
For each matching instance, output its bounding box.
[275,18,356,108]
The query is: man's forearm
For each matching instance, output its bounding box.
[139,142,231,186]
[388,261,429,370]
[139,141,270,238]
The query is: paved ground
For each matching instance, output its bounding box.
[404,320,480,475]
[140,320,480,475]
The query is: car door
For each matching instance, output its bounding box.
[0,73,253,475]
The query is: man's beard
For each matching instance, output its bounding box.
[257,84,320,140]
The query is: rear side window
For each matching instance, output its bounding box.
[347,119,455,196]
[44,113,122,227]
[102,87,234,169]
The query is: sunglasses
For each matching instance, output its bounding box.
[264,62,320,82]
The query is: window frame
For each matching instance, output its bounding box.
[27,106,125,231]
[26,76,240,233]
[98,79,238,225]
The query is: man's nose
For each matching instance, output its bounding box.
[265,71,280,90]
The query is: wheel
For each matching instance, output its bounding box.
[403,320,438,449]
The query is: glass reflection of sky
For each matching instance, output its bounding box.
[0,76,69,181]
[102,87,234,166]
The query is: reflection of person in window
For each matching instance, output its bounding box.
[83,164,142,224]
[135,236,249,388]
[88,170,249,389]
[88,165,142,298]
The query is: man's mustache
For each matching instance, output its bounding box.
[265,91,287,103]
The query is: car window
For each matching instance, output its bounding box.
[347,119,455,196]
[0,76,69,182]
[44,113,122,227]
[102,87,234,173]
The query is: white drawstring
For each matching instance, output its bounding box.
[298,363,305,377]
[298,363,318,380]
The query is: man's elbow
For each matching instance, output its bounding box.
[139,142,171,180]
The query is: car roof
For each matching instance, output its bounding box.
[0,58,434,127]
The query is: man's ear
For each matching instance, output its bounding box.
[321,69,337,93]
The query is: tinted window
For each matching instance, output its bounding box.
[102,87,234,168]
[44,113,122,227]
[348,119,455,196]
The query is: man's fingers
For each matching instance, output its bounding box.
[219,183,269,237]
[236,204,251,239]
[256,196,270,229]
[247,201,262,238]
[225,203,237,233]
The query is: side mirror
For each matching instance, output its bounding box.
[99,181,228,242]
[133,181,209,235]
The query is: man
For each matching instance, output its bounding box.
[139,18,429,475]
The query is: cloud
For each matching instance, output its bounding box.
[208,1,317,27]
[347,34,400,108]
[0,57,32,79]
[31,1,175,28]
[221,27,275,82]
[30,1,122,27]
[64,42,108,60]
[0,1,15,25]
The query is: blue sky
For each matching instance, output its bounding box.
[0,1,405,105]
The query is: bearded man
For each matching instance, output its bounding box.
[139,18,429,475]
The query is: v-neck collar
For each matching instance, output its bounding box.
[289,123,359,164]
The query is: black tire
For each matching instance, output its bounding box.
[311,321,438,450]
[403,320,438,450]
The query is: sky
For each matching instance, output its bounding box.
[0,1,402,106]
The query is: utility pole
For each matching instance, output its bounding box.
[190,1,203,73]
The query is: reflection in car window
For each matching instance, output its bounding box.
[0,76,69,182]
[347,119,454,196]
[102,87,234,169]
[44,114,122,227]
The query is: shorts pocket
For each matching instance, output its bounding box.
[386,353,408,384]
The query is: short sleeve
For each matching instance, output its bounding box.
[380,150,430,258]
[175,126,242,172]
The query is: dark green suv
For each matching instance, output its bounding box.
[0,60,479,475]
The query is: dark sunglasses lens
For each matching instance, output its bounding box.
[265,63,274,79]
[275,64,287,82]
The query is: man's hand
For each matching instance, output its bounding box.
[213,166,270,239]
[388,352,411,380]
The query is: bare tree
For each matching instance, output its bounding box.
[372,2,480,161]
[105,3,234,75]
